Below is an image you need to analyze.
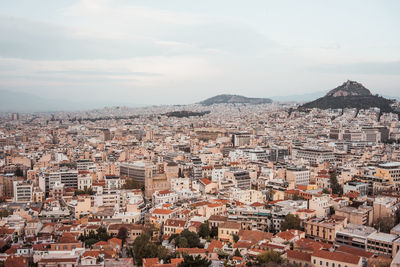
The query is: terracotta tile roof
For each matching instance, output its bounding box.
[295,238,332,252]
[5,255,29,267]
[312,250,361,264]
[153,209,174,215]
[207,240,223,252]
[143,258,159,267]
[158,190,172,195]
[200,178,212,185]
[250,202,264,207]
[286,250,311,262]
[94,241,108,246]
[171,258,184,265]
[220,221,241,230]
[82,250,101,258]
[108,237,122,247]
[336,245,374,258]
[164,219,186,228]
[233,240,252,249]
[239,230,273,243]
[208,215,228,222]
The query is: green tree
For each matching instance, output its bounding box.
[122,179,144,190]
[132,234,159,265]
[234,249,242,257]
[256,251,282,265]
[232,234,239,243]
[322,188,330,194]
[198,222,210,239]
[375,217,395,233]
[0,210,10,218]
[178,254,212,267]
[170,230,201,248]
[281,214,302,231]
[117,226,128,247]
[330,172,343,195]
[210,226,218,238]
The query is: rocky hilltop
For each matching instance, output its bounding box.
[325,80,372,97]
[200,94,272,106]
[300,81,395,113]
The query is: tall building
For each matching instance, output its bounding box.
[286,167,310,188]
[232,133,251,147]
[191,157,203,181]
[120,162,156,184]
[41,169,78,196]
[12,112,19,121]
[13,180,33,203]
[292,147,335,165]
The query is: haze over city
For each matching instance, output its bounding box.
[1,0,400,110]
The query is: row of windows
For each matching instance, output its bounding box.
[313,259,348,267]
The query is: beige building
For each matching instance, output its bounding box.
[304,216,347,243]
[335,206,373,226]
[311,250,362,267]
[163,219,186,236]
[218,221,241,243]
[373,196,399,223]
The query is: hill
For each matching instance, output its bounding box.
[200,94,272,106]
[300,81,396,113]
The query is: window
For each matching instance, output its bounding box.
[314,259,316,264]
[320,261,322,265]
[326,262,328,266]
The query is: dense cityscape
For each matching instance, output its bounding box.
[1,1,400,267]
[1,80,400,267]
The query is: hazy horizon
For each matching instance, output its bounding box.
[1,0,400,109]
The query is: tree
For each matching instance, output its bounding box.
[322,188,330,194]
[170,230,201,248]
[375,217,395,233]
[234,249,242,257]
[330,172,343,196]
[256,251,282,265]
[122,179,144,190]
[178,254,212,267]
[0,210,10,218]
[210,226,218,238]
[232,234,239,243]
[281,214,301,231]
[74,187,95,196]
[198,222,210,239]
[117,227,128,247]
[132,234,159,265]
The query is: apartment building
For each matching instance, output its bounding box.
[366,232,399,257]
[13,180,33,203]
[304,216,347,243]
[335,206,373,226]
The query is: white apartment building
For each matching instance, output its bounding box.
[13,181,33,203]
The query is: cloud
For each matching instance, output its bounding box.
[312,61,400,75]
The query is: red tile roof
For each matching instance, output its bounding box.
[312,250,361,264]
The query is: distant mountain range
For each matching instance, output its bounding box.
[200,94,272,106]
[0,90,142,112]
[300,80,397,113]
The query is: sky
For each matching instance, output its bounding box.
[0,0,400,107]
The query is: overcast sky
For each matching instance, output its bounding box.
[1,0,400,106]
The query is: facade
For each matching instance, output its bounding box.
[13,180,33,203]
[304,216,347,243]
[120,162,156,184]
